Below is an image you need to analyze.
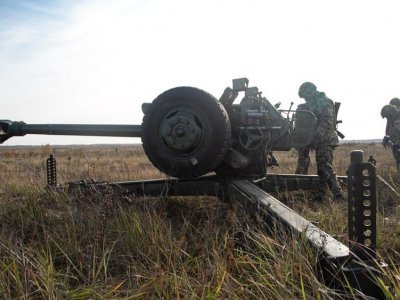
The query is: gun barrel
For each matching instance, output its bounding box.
[0,120,142,143]
[21,124,142,137]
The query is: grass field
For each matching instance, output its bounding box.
[0,143,399,299]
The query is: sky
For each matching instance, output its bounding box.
[1,0,399,145]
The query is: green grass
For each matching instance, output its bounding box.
[0,143,399,299]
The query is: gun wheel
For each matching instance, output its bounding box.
[141,87,231,178]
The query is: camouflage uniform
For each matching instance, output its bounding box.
[381,104,400,171]
[295,103,311,174]
[382,98,400,164]
[295,82,343,201]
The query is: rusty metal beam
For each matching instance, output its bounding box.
[68,175,220,197]
[226,178,384,297]
[227,179,350,259]
[67,173,348,197]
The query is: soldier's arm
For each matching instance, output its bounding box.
[296,103,309,110]
[393,113,400,133]
[316,100,336,137]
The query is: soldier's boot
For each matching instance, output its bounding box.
[312,179,329,202]
[323,171,343,203]
[331,179,344,203]
[333,193,344,203]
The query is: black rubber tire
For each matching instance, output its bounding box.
[141,87,231,178]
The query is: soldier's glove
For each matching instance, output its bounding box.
[382,135,390,149]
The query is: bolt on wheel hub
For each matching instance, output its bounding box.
[160,110,203,154]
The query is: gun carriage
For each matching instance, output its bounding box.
[0,78,386,298]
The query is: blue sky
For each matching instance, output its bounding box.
[0,0,70,59]
[1,0,400,145]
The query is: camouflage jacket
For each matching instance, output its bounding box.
[386,109,400,144]
[302,92,339,147]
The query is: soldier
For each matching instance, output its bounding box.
[385,98,400,146]
[295,82,343,202]
[295,102,311,175]
[381,104,400,173]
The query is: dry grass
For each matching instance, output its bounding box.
[0,143,399,299]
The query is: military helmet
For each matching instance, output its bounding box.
[390,97,400,108]
[298,82,317,99]
[381,104,398,119]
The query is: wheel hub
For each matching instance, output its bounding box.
[161,111,203,154]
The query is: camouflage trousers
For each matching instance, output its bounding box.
[295,147,311,175]
[295,145,343,198]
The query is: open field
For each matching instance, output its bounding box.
[0,143,399,299]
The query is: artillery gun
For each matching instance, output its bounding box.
[1,78,315,179]
[0,78,387,298]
